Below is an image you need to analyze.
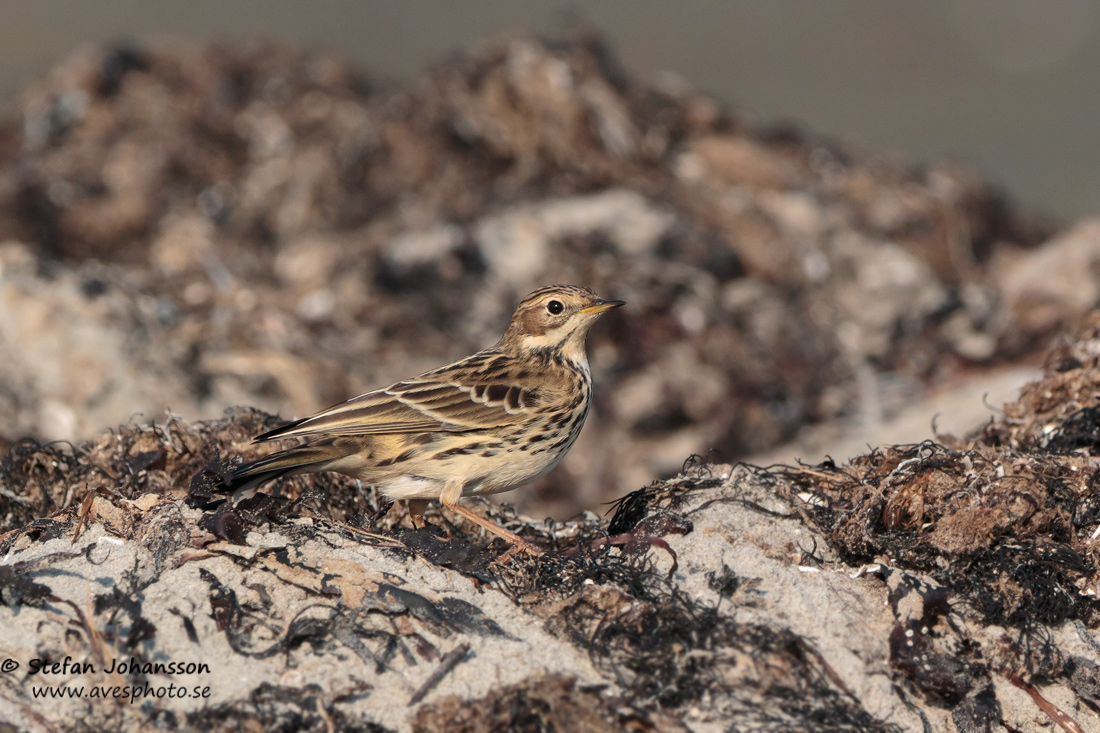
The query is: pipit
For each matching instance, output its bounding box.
[223,285,624,555]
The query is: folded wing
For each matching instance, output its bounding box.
[254,358,542,443]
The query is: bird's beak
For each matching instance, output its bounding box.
[579,299,626,315]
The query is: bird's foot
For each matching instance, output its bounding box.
[493,538,544,564]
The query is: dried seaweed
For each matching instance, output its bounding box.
[412,674,658,733]
[185,682,385,733]
[776,439,1099,629]
[480,475,898,731]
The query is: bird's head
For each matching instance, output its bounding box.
[498,285,624,362]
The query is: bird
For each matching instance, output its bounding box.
[221,285,624,555]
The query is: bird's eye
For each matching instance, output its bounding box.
[546,300,564,315]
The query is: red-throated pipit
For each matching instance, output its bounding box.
[223,285,624,555]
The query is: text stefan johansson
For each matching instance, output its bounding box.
[28,656,211,676]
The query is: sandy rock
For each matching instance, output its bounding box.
[3,433,1098,731]
[0,519,601,732]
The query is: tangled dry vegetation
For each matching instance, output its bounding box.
[766,315,1100,728]
[2,318,1100,730]
[783,315,1100,631]
[0,414,891,731]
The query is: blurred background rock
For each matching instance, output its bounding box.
[0,1,1097,517]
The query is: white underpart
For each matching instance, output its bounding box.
[379,475,438,501]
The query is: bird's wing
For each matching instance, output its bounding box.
[254,352,546,442]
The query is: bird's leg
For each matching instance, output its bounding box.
[439,481,543,556]
[406,499,428,529]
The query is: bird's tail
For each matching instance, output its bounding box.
[223,445,339,502]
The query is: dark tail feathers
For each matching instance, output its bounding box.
[223,446,336,501]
